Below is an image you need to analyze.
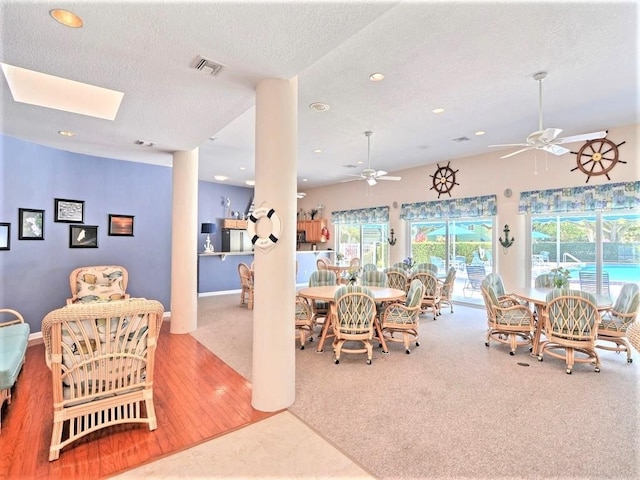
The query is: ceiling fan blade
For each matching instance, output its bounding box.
[375,170,388,177]
[489,143,529,148]
[378,176,401,181]
[366,177,377,186]
[539,128,562,142]
[540,144,570,156]
[341,177,362,183]
[554,130,607,144]
[499,146,535,159]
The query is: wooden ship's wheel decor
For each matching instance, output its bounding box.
[429,161,459,198]
[571,135,626,183]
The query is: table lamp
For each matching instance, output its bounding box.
[201,223,216,253]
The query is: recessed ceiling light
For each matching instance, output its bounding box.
[302,178,308,182]
[432,108,445,114]
[296,192,306,199]
[313,149,322,154]
[474,131,486,136]
[50,9,83,28]
[245,180,255,186]
[309,102,329,112]
[239,166,246,171]
[357,161,364,165]
[58,130,75,137]
[208,136,217,141]
[369,73,385,82]
[213,175,228,181]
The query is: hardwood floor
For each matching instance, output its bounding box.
[0,322,277,479]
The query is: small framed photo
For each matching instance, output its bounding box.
[54,198,84,223]
[108,214,134,236]
[18,208,45,240]
[0,223,10,250]
[69,225,98,248]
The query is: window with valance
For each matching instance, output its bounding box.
[400,195,497,220]
[519,181,640,214]
[331,206,389,224]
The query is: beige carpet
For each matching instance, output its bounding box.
[194,293,640,480]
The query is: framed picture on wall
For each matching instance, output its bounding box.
[54,198,84,223]
[108,214,134,236]
[69,225,98,248]
[18,208,45,240]
[0,223,10,250]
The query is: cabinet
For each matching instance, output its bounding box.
[222,219,248,230]
[297,219,325,243]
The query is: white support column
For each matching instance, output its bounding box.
[170,148,199,334]
[252,77,297,411]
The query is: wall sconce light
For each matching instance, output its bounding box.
[388,228,397,246]
[498,224,514,253]
[201,223,217,253]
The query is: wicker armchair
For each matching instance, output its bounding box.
[380,279,425,354]
[42,298,164,460]
[361,270,388,288]
[537,289,601,374]
[308,270,337,334]
[438,267,457,313]
[238,262,254,309]
[331,285,377,364]
[384,267,409,292]
[67,265,129,304]
[294,295,314,350]
[481,279,534,355]
[596,283,639,363]
[410,269,441,318]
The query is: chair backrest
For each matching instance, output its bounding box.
[316,257,330,270]
[579,269,611,297]
[406,279,425,308]
[42,298,164,408]
[362,263,378,272]
[384,267,408,291]
[465,264,486,289]
[392,261,409,271]
[480,278,499,309]
[430,256,445,272]
[238,262,252,287]
[411,270,439,296]
[349,258,361,268]
[361,270,388,288]
[535,273,554,288]
[484,272,506,297]
[309,269,337,287]
[413,263,438,275]
[612,283,640,316]
[441,267,457,296]
[545,289,599,340]
[68,265,129,304]
[295,295,313,325]
[333,285,376,333]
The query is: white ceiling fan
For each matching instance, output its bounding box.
[489,71,607,159]
[342,131,401,186]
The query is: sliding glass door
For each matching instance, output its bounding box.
[335,223,389,268]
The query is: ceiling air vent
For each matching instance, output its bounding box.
[342,164,359,169]
[452,136,470,143]
[191,55,226,76]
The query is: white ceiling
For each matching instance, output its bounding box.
[1,1,637,189]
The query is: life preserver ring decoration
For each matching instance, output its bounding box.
[247,204,282,250]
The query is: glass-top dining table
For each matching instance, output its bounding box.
[512,287,613,356]
[297,285,406,354]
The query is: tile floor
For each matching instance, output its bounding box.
[112,411,374,479]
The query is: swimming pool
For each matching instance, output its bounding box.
[568,264,640,283]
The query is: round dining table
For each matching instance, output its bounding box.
[298,285,406,353]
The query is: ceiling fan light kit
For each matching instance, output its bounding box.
[489,71,607,159]
[340,131,401,187]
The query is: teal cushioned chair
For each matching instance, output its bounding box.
[597,283,639,363]
[0,309,30,433]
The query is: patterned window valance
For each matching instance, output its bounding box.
[400,195,497,220]
[331,206,389,224]
[519,181,640,214]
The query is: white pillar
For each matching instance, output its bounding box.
[252,77,297,411]
[170,148,199,334]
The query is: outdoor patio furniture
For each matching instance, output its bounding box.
[463,264,486,298]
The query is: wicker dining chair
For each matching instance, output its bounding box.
[438,267,457,313]
[537,289,601,374]
[361,270,388,288]
[331,285,377,364]
[237,262,254,309]
[308,270,337,330]
[481,279,534,356]
[410,269,441,318]
[42,298,164,460]
[596,283,639,363]
[294,295,314,350]
[380,279,425,354]
[384,267,409,292]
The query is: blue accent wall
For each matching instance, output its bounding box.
[1,134,254,333]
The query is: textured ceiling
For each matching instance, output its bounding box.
[0,1,637,189]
